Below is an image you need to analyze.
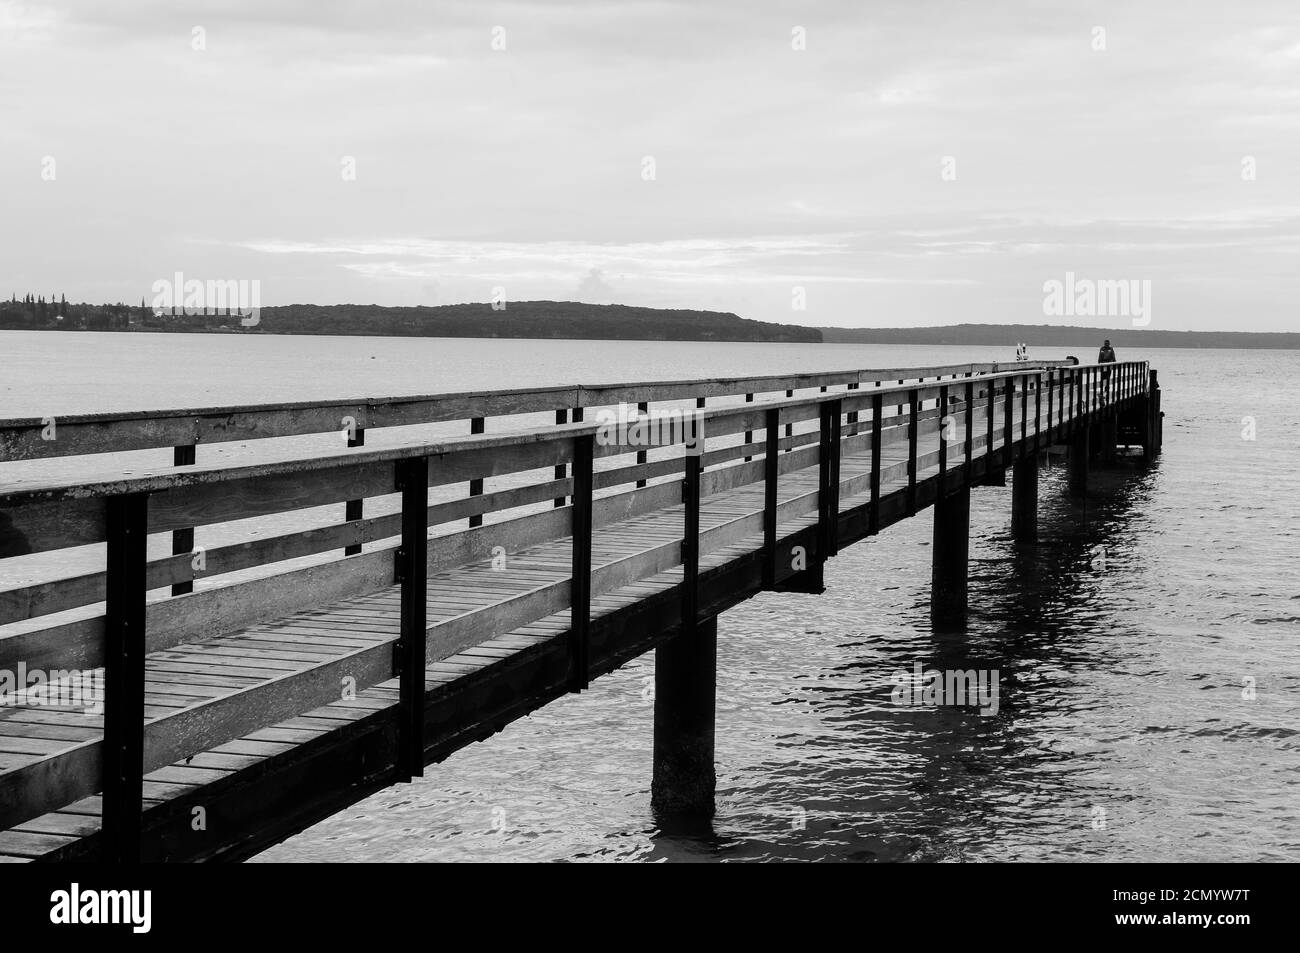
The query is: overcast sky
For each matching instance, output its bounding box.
[2,0,1297,330]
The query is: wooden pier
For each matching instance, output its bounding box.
[0,358,1161,862]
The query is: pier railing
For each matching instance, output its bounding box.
[0,358,1151,857]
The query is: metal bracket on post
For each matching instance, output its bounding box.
[103,491,149,864]
[394,456,428,780]
[570,433,594,691]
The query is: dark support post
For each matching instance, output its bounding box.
[784,390,793,446]
[468,417,485,527]
[103,492,148,864]
[570,434,594,691]
[906,389,919,514]
[344,427,365,555]
[847,381,859,429]
[930,484,970,628]
[1003,377,1015,469]
[762,409,779,588]
[171,444,196,593]
[1033,371,1042,451]
[636,401,649,487]
[1069,423,1089,497]
[680,444,702,637]
[818,399,842,558]
[1046,370,1055,441]
[986,377,996,458]
[1012,455,1038,542]
[553,408,569,507]
[1146,369,1163,460]
[651,614,717,818]
[395,456,428,779]
[869,393,883,534]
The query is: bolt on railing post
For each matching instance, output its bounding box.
[569,433,594,691]
[102,491,148,864]
[395,455,428,780]
[762,408,779,588]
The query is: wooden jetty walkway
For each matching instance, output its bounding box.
[0,358,1162,862]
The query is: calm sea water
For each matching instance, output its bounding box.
[3,331,1297,862]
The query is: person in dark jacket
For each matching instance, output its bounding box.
[1098,339,1116,398]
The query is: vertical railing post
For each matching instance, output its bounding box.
[1033,370,1042,452]
[636,401,650,487]
[938,384,949,479]
[553,408,569,508]
[869,392,883,534]
[344,427,365,554]
[847,381,860,430]
[762,408,779,588]
[681,438,702,637]
[986,376,996,463]
[819,398,842,558]
[694,397,706,468]
[784,390,793,448]
[1003,376,1015,469]
[906,388,919,514]
[1019,373,1029,456]
[743,392,754,462]
[963,379,974,474]
[395,455,428,780]
[102,491,149,864]
[570,433,594,691]
[171,444,196,592]
[468,417,485,528]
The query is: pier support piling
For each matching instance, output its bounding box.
[651,615,717,818]
[930,485,970,627]
[1069,426,1089,497]
[1011,456,1038,542]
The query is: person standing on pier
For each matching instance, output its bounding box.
[1098,339,1117,399]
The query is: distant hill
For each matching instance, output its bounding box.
[0,299,820,342]
[242,302,821,342]
[818,323,1300,350]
